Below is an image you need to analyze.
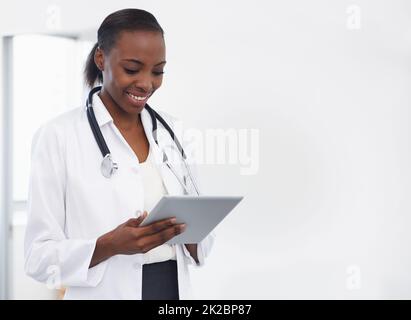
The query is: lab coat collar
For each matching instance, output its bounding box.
[91,93,114,127]
[141,105,184,196]
[89,93,183,195]
[90,93,154,132]
[89,90,158,149]
[140,104,164,166]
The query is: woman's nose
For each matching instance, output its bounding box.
[134,76,153,93]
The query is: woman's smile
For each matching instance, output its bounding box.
[125,91,151,108]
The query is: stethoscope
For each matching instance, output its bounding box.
[86,86,200,195]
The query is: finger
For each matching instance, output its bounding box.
[138,216,178,236]
[141,223,186,251]
[123,218,138,227]
[144,224,186,251]
[138,211,148,221]
[126,211,148,227]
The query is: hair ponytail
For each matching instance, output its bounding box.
[84,43,102,88]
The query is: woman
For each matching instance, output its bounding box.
[24,8,214,300]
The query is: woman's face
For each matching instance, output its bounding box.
[95,30,166,115]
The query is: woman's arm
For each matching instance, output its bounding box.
[25,124,107,287]
[89,232,115,268]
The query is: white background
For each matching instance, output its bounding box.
[0,0,410,299]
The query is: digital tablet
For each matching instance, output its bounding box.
[139,195,243,244]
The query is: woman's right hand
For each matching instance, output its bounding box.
[90,211,185,268]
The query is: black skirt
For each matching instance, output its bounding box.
[142,260,179,300]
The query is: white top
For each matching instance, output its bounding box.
[24,93,215,299]
[140,147,177,264]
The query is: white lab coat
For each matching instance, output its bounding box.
[24,94,215,299]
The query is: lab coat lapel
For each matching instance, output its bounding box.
[140,107,184,195]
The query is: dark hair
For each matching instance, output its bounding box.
[84,8,164,88]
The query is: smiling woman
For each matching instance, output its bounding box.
[84,11,168,163]
[85,10,166,128]
[24,8,215,300]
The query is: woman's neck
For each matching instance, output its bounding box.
[98,88,143,131]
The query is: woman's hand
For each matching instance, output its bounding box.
[184,244,199,264]
[90,211,185,268]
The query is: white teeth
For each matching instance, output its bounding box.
[127,93,148,101]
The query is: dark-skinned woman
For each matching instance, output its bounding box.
[24,8,215,300]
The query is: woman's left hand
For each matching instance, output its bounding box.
[184,244,199,264]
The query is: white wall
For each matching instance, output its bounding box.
[1,0,411,299]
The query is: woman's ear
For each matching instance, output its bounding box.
[94,47,105,71]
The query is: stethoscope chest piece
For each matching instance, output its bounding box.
[101,154,118,178]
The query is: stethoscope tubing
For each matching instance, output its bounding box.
[86,86,200,195]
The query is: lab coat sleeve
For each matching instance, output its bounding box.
[24,124,107,288]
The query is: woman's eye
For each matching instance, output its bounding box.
[124,69,164,76]
[124,68,138,74]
